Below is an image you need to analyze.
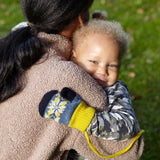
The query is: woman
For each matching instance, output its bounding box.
[0,0,143,159]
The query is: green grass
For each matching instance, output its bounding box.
[91,1,160,159]
[0,0,160,159]
[0,0,25,36]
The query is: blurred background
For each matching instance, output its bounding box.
[0,0,160,159]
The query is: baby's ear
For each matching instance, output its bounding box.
[92,10,108,20]
[71,50,77,61]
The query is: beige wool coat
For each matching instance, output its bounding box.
[0,32,144,160]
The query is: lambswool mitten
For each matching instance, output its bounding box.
[41,87,95,132]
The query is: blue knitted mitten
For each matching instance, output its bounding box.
[40,88,95,131]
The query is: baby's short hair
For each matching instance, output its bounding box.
[73,20,129,59]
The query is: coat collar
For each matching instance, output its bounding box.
[38,32,72,60]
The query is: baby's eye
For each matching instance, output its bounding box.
[89,60,98,64]
[108,64,119,68]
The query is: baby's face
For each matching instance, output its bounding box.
[73,33,120,87]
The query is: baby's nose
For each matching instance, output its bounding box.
[96,68,108,81]
[97,73,108,81]
[98,66,108,74]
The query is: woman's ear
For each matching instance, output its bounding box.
[78,15,84,27]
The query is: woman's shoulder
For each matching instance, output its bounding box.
[37,32,86,76]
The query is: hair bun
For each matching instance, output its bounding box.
[92,10,108,20]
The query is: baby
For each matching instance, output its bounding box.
[42,20,142,159]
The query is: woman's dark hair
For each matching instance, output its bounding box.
[0,27,47,102]
[0,0,94,102]
[21,0,94,33]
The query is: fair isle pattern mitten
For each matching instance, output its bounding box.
[42,88,95,131]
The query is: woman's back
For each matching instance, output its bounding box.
[0,33,106,160]
[0,0,144,159]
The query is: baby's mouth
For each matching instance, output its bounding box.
[94,78,106,86]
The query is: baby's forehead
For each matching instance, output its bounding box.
[82,32,115,41]
[80,33,117,45]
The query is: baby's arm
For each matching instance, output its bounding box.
[41,80,140,141]
[87,80,140,141]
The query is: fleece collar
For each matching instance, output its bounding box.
[38,32,72,60]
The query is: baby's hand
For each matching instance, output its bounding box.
[92,10,108,20]
[39,88,95,132]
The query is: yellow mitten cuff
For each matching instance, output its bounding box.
[69,101,95,132]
